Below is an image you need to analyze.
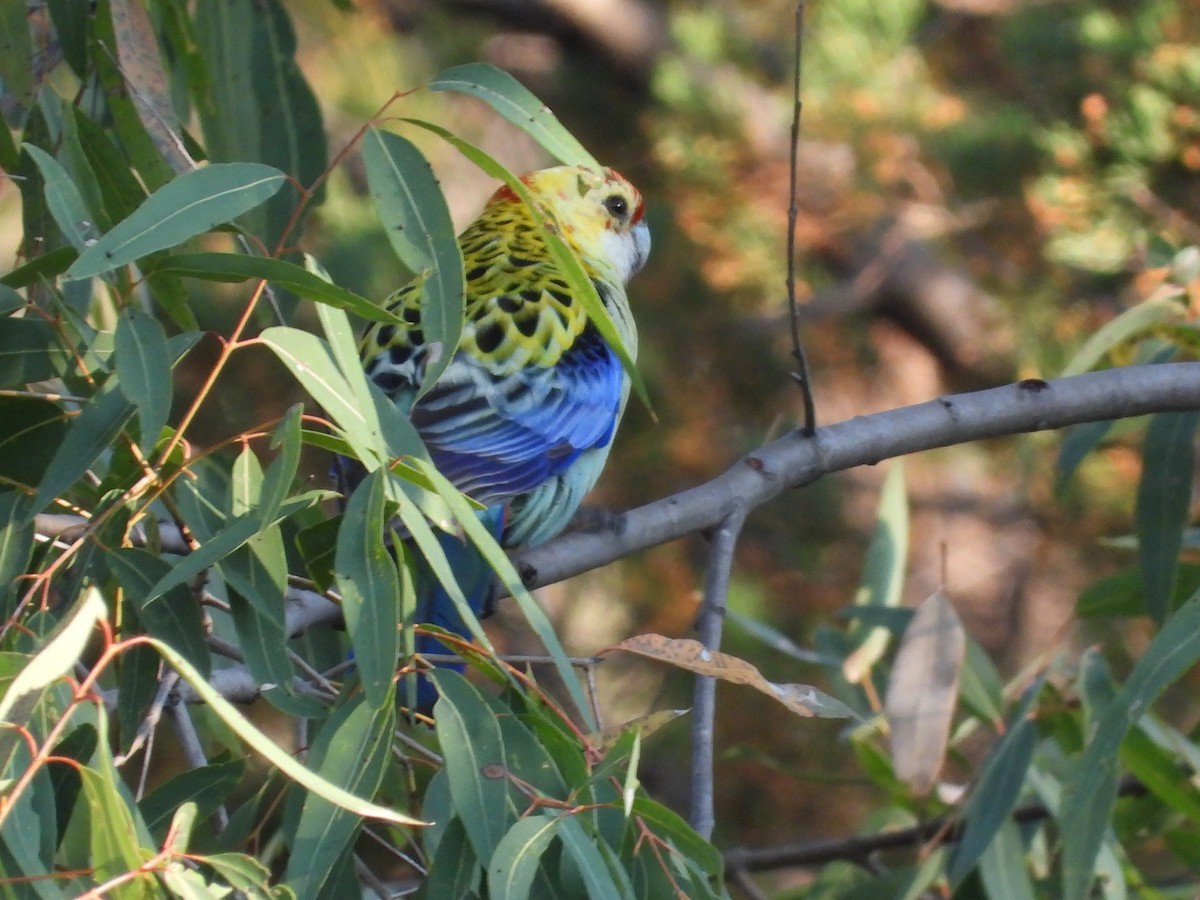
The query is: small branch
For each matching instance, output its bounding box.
[785,1,816,434]
[691,504,748,839]
[723,775,1149,873]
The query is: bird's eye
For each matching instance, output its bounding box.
[603,195,628,218]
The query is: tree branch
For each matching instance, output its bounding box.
[691,504,748,839]
[41,361,1200,709]
[723,775,1149,873]
[514,362,1200,588]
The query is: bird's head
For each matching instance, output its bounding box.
[488,166,650,285]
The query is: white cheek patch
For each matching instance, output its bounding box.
[601,221,651,285]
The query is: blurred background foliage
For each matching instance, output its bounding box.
[5,0,1200,893]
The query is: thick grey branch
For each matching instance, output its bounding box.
[42,363,1200,684]
[514,363,1200,587]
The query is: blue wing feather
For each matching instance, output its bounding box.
[410,326,622,506]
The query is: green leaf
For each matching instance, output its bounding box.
[0,247,77,288]
[0,2,34,118]
[228,586,311,715]
[194,0,326,250]
[47,0,90,79]
[434,671,515,863]
[487,814,561,900]
[844,461,908,682]
[945,678,1041,885]
[146,635,421,825]
[115,635,159,756]
[335,469,402,710]
[0,493,33,619]
[493,703,567,800]
[1061,587,1200,899]
[1121,725,1200,824]
[0,746,61,898]
[1060,297,1185,377]
[109,548,211,679]
[0,284,23,316]
[294,515,340,593]
[0,590,106,781]
[199,852,281,897]
[67,103,148,224]
[150,252,400,323]
[74,698,157,887]
[399,117,651,414]
[227,446,288,615]
[362,128,464,392]
[21,144,97,251]
[258,326,383,467]
[0,318,68,385]
[1077,564,1200,618]
[114,309,172,454]
[66,163,286,280]
[1056,419,1116,489]
[260,403,303,519]
[556,813,624,898]
[423,817,482,899]
[1136,411,1199,623]
[139,755,245,841]
[629,795,724,878]
[0,398,70,496]
[958,638,1006,726]
[47,724,97,850]
[284,694,395,896]
[430,63,598,167]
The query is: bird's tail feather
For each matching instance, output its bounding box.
[409,505,507,714]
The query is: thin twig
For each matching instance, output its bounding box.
[728,866,771,900]
[115,668,177,771]
[723,774,1149,873]
[691,503,748,839]
[786,1,816,435]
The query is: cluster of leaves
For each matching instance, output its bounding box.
[0,2,722,897]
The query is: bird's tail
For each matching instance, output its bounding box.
[408,505,506,714]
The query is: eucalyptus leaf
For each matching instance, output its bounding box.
[67,163,286,280]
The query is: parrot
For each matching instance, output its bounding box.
[353,164,650,712]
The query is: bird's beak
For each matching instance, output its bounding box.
[631,221,651,276]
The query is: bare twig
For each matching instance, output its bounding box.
[691,503,748,839]
[115,669,177,770]
[786,2,816,434]
[723,774,1149,874]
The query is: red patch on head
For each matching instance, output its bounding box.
[489,184,520,205]
[488,172,539,207]
[608,168,646,224]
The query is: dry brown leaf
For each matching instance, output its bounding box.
[611,634,855,719]
[111,0,195,174]
[884,590,966,797]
